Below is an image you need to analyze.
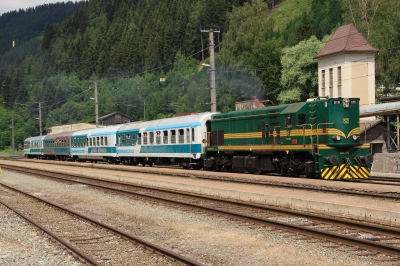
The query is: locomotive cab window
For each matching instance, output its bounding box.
[285,115,292,128]
[163,131,168,144]
[350,99,358,105]
[332,100,342,105]
[297,113,306,125]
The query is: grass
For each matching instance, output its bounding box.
[0,148,24,156]
[271,0,312,31]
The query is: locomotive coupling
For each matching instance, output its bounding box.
[324,155,339,165]
[356,154,374,164]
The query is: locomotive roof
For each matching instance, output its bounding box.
[212,104,291,120]
[118,112,217,132]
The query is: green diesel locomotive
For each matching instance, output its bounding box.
[204,97,373,180]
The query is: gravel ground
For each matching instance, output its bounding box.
[0,203,81,266]
[0,169,396,266]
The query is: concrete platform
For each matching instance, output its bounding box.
[1,160,400,227]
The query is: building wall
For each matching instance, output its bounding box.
[317,53,375,106]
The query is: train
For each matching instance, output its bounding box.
[24,97,373,180]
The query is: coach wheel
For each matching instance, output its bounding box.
[115,161,120,165]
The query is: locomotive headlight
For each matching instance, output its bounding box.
[343,98,350,108]
[353,135,360,140]
[332,135,341,141]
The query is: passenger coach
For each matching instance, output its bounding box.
[116,112,216,168]
[24,136,45,159]
[71,125,123,163]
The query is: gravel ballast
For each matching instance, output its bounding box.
[0,203,80,265]
[0,168,397,265]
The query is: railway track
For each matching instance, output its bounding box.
[0,181,202,266]
[2,164,400,261]
[3,159,400,201]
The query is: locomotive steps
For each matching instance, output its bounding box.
[1,159,399,227]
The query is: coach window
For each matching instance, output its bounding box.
[138,133,142,145]
[178,129,184,143]
[186,129,190,143]
[171,130,176,144]
[192,128,195,142]
[286,115,292,128]
[163,131,168,144]
[100,136,103,146]
[97,137,100,146]
[89,138,92,146]
[143,132,148,145]
[121,134,126,146]
[126,134,130,146]
[297,113,306,125]
[105,136,108,146]
[155,131,160,144]
[149,132,154,144]
[131,134,136,145]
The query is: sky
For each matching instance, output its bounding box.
[0,0,58,16]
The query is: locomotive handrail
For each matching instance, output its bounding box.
[357,122,372,153]
[296,124,314,150]
[273,126,280,145]
[316,123,335,155]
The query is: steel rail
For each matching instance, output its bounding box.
[1,161,400,200]
[3,164,400,257]
[0,199,101,266]
[3,164,400,237]
[0,182,203,266]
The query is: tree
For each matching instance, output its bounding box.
[248,40,282,103]
[296,13,312,43]
[222,0,274,60]
[278,35,330,103]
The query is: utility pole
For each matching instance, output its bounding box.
[90,80,101,128]
[201,28,220,113]
[10,114,14,155]
[35,102,43,136]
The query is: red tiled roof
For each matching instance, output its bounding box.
[313,23,380,59]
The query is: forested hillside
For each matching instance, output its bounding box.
[0,1,83,69]
[0,0,399,152]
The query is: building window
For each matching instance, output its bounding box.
[321,70,325,96]
[329,68,333,97]
[337,66,342,97]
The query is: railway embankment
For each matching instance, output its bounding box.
[1,160,400,227]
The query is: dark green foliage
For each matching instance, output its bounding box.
[0,2,82,69]
[248,41,282,103]
[280,0,343,46]
[296,13,312,43]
